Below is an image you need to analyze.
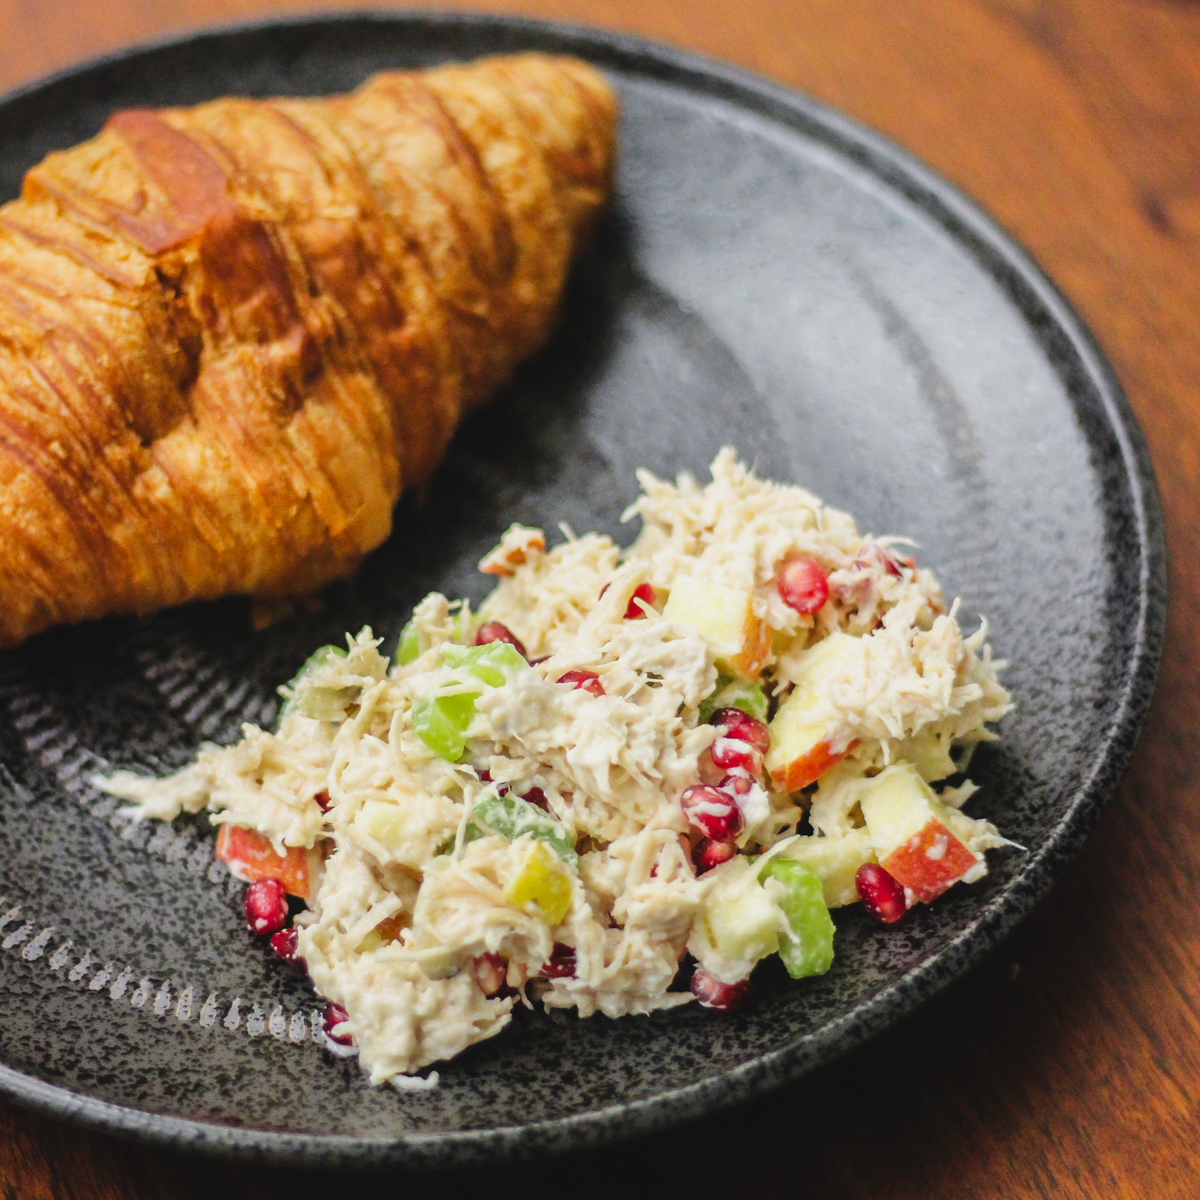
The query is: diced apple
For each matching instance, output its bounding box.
[777,828,876,907]
[858,764,981,903]
[478,524,545,575]
[215,824,318,900]
[355,799,408,850]
[687,856,781,982]
[662,576,771,680]
[765,631,861,791]
[356,913,407,954]
[898,728,958,782]
[505,839,573,926]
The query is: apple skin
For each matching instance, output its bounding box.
[766,631,862,791]
[859,764,983,903]
[881,819,978,903]
[662,576,771,681]
[216,824,315,900]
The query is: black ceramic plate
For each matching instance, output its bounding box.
[0,11,1165,1169]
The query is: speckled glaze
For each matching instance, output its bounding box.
[0,11,1166,1170]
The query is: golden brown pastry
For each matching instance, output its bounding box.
[0,53,616,647]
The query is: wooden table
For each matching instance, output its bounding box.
[1,1,1196,1195]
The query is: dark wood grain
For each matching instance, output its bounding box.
[0,1,1196,1196]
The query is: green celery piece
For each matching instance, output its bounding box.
[395,601,471,668]
[395,620,420,666]
[465,791,577,867]
[278,644,349,722]
[440,641,528,687]
[412,691,478,761]
[699,676,769,723]
[760,857,835,979]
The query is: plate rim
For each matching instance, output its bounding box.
[0,7,1168,1169]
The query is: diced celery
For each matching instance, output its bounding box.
[760,857,835,979]
[412,692,478,761]
[277,644,350,722]
[699,676,769,723]
[395,619,420,666]
[466,791,577,867]
[440,641,528,687]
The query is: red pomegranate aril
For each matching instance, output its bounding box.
[624,582,658,619]
[269,927,306,971]
[476,621,528,659]
[244,878,289,936]
[473,952,509,997]
[709,708,771,755]
[777,555,830,615]
[855,862,908,924]
[690,967,754,1011]
[543,943,577,979]
[680,785,744,843]
[719,772,752,796]
[313,789,332,813]
[709,737,763,777]
[523,786,549,811]
[322,1000,354,1046]
[693,837,738,873]
[558,669,605,698]
[857,543,903,577]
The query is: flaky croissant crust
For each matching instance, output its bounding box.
[0,53,617,647]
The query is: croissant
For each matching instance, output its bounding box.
[0,53,616,647]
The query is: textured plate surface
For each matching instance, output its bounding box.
[0,11,1166,1168]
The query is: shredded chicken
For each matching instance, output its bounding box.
[96,449,1012,1085]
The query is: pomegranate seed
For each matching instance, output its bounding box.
[690,967,754,1011]
[322,1000,353,1046]
[693,838,738,873]
[855,862,908,924]
[269,927,306,971]
[473,952,509,998]
[680,785,744,843]
[313,789,332,813]
[558,669,604,698]
[709,736,763,777]
[776,555,830,614]
[709,708,771,755]
[476,621,528,659]
[857,544,903,577]
[523,786,549,811]
[719,772,752,796]
[477,769,492,783]
[244,878,288,936]
[543,943,576,979]
[624,582,658,619]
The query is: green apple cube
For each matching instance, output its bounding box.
[439,641,528,687]
[466,791,577,867]
[777,829,876,907]
[703,858,781,965]
[395,619,420,666]
[699,675,769,723]
[760,857,835,978]
[412,691,478,761]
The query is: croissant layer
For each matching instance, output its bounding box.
[0,53,617,646]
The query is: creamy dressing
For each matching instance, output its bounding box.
[96,449,1012,1085]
